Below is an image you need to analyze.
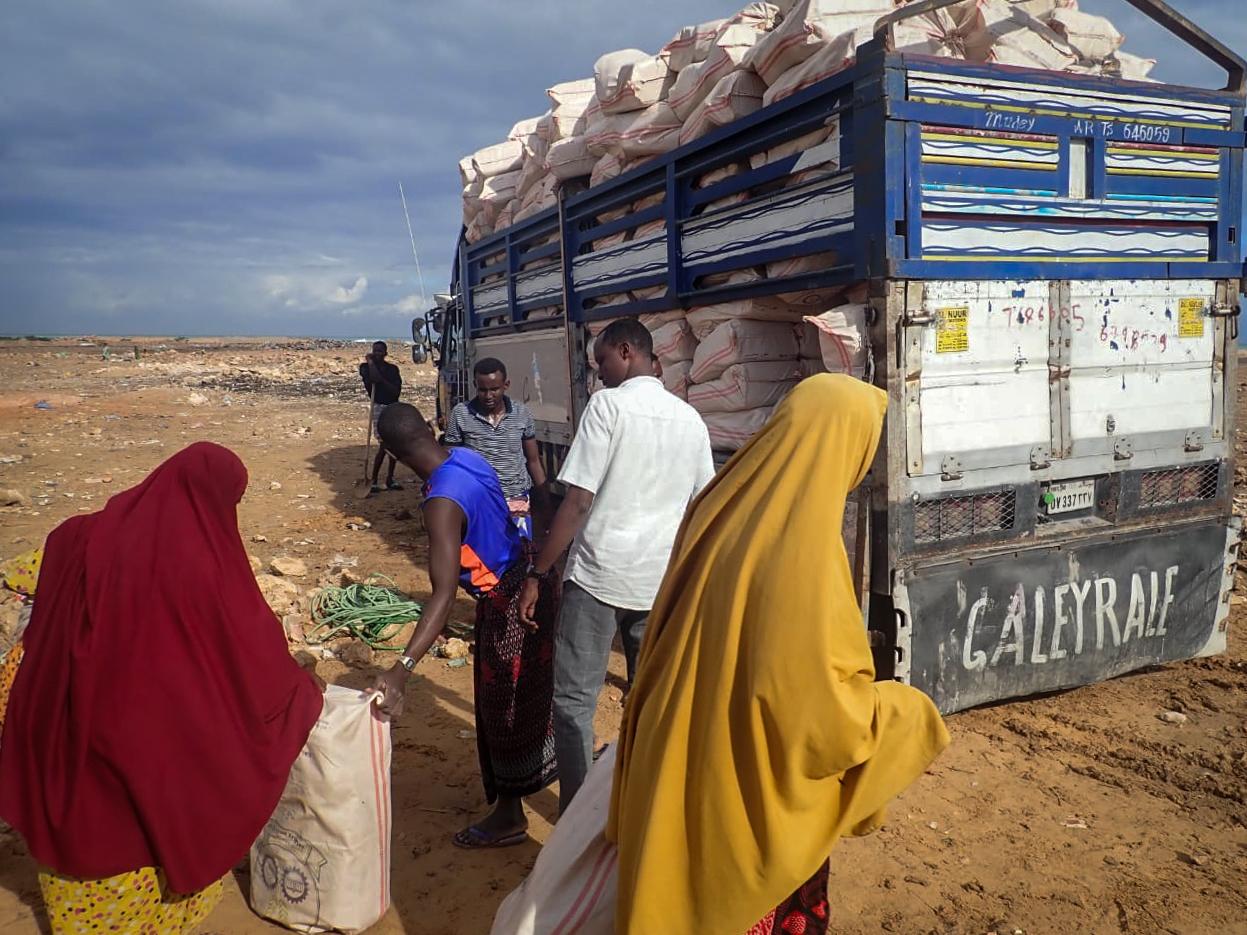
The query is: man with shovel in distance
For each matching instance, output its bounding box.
[359,341,403,495]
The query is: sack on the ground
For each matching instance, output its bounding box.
[490,748,619,935]
[250,686,392,935]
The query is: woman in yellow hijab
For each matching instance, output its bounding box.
[606,374,951,934]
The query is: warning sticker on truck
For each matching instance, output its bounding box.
[936,306,969,353]
[1177,297,1205,339]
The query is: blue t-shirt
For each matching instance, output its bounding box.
[424,448,523,598]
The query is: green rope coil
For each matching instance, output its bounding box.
[307,575,423,652]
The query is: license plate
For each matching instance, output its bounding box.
[1045,480,1095,515]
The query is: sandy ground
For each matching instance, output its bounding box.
[0,338,1244,935]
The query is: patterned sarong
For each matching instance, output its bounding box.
[474,561,560,801]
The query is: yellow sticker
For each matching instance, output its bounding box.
[1177,297,1205,339]
[935,306,969,353]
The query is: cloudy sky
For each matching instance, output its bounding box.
[0,0,1241,338]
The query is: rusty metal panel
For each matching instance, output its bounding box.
[901,519,1234,713]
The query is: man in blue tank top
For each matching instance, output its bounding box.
[371,403,560,849]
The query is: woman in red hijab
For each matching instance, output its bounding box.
[0,441,324,934]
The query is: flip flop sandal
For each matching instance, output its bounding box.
[386,481,404,491]
[452,826,529,850]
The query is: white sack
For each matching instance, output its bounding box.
[601,55,675,115]
[251,687,392,935]
[686,296,804,341]
[961,0,1078,69]
[490,748,619,935]
[797,320,822,359]
[750,121,839,170]
[638,309,685,327]
[595,49,650,103]
[661,358,693,400]
[586,103,683,158]
[590,151,630,187]
[546,136,597,181]
[661,20,726,71]
[763,28,869,106]
[701,406,775,450]
[668,24,771,121]
[743,0,893,86]
[1108,50,1156,81]
[688,364,801,413]
[472,139,525,178]
[690,319,802,383]
[1045,8,1124,62]
[680,70,768,145]
[508,116,544,142]
[767,250,840,280]
[547,79,597,141]
[480,169,521,208]
[804,303,870,377]
[651,319,699,364]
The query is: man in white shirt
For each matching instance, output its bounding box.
[519,317,714,811]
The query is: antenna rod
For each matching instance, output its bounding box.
[398,181,427,304]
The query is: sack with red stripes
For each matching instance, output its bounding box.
[250,686,393,934]
[491,746,619,935]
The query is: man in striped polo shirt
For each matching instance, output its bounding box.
[443,358,548,540]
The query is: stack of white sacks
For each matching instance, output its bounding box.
[459,0,1149,449]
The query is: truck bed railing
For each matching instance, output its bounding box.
[461,38,1245,338]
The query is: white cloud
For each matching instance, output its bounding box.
[328,275,368,305]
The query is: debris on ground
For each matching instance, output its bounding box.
[255,574,301,616]
[269,556,308,577]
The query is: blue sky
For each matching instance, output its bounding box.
[0,0,1242,338]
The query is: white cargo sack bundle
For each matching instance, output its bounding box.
[251,686,392,935]
[1045,8,1124,63]
[661,19,725,71]
[599,54,675,115]
[743,0,893,86]
[702,406,775,450]
[546,136,597,181]
[690,319,801,383]
[686,296,803,340]
[962,0,1079,70]
[586,104,683,159]
[490,748,619,935]
[662,359,693,399]
[680,70,768,145]
[546,79,597,141]
[472,139,525,179]
[688,361,803,413]
[804,303,870,377]
[651,318,699,365]
[668,22,772,121]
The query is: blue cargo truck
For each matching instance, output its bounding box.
[415,0,1246,713]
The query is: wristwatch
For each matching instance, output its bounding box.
[398,655,417,673]
[525,564,546,580]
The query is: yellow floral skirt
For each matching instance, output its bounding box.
[37,868,223,935]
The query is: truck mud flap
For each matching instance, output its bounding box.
[895,518,1240,714]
